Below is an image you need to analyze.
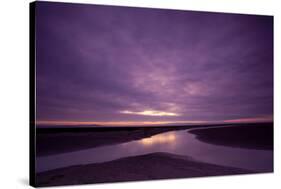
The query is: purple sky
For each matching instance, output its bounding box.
[35,2,273,126]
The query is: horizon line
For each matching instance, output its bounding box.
[36,115,273,127]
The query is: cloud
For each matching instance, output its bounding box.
[36,2,273,124]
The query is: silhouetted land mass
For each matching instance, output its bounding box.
[189,122,273,150]
[36,122,273,156]
[36,152,254,187]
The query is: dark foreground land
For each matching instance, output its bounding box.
[35,122,273,187]
[189,122,273,150]
[36,152,253,187]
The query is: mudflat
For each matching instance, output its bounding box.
[36,152,253,187]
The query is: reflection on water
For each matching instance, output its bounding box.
[139,133,176,146]
[37,129,273,173]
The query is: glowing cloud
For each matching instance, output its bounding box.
[120,110,179,117]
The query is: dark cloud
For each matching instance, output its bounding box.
[36,2,273,124]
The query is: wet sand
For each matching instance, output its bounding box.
[36,152,253,187]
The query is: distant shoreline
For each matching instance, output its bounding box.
[36,121,273,129]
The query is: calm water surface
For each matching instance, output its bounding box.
[37,127,273,173]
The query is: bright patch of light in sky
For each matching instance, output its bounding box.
[120,110,179,117]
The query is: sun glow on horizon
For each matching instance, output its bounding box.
[36,120,207,126]
[120,110,179,117]
[223,115,273,123]
[36,115,272,127]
